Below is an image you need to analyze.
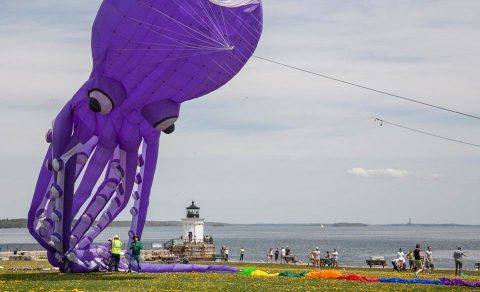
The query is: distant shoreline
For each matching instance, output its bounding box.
[0,219,478,229]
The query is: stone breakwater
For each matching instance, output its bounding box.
[0,251,47,261]
[0,246,216,262]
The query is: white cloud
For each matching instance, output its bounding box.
[348,168,443,179]
[348,167,409,178]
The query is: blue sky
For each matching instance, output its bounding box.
[1,0,479,224]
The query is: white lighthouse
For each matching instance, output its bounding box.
[181,201,204,243]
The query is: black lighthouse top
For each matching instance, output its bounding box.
[186,201,200,218]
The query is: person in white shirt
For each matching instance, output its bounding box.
[224,247,229,262]
[425,246,434,274]
[397,248,405,259]
[312,247,321,267]
[281,247,286,264]
[331,249,339,267]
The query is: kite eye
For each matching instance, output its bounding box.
[142,100,181,134]
[88,89,114,114]
[154,117,178,134]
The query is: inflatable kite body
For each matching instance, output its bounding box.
[28,0,262,273]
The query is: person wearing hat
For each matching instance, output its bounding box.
[128,235,143,273]
[109,235,122,272]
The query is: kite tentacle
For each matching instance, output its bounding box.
[72,149,122,246]
[29,138,98,253]
[71,146,114,217]
[69,148,117,250]
[40,101,78,269]
[97,150,138,232]
[126,132,160,262]
[28,145,55,252]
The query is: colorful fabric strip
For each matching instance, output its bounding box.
[239,267,480,288]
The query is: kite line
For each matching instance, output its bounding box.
[253,55,480,120]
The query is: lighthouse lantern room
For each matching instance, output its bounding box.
[181,201,204,243]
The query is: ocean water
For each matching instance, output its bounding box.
[1,225,479,269]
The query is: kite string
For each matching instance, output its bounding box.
[137,50,220,66]
[108,3,224,51]
[124,15,225,50]
[227,8,262,40]
[374,118,480,148]
[140,0,227,48]
[204,0,230,46]
[208,55,237,76]
[108,1,221,49]
[207,76,223,88]
[146,25,225,52]
[172,0,212,33]
[250,55,480,149]
[219,6,232,46]
[197,0,229,46]
[226,7,262,36]
[252,55,480,120]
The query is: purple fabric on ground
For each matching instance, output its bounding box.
[137,264,239,274]
[441,278,480,288]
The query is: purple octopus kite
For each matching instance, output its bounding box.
[28,0,262,273]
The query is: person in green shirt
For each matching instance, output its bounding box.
[109,235,122,272]
[128,235,143,273]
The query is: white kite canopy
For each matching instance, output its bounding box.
[208,0,260,7]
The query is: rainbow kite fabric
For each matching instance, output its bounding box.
[240,268,480,288]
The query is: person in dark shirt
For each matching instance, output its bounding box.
[413,244,424,277]
[274,247,280,263]
[453,247,466,276]
[240,247,245,262]
[285,246,291,256]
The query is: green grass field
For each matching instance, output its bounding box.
[0,261,479,291]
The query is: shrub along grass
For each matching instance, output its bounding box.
[0,261,479,291]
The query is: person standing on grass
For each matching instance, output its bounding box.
[425,246,434,274]
[224,247,229,262]
[308,249,315,266]
[331,249,339,268]
[109,235,122,272]
[326,251,332,267]
[269,248,274,263]
[413,244,424,277]
[453,247,466,277]
[313,247,321,267]
[239,247,245,262]
[281,247,286,264]
[274,247,280,263]
[220,246,225,261]
[406,249,415,270]
[128,235,143,273]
